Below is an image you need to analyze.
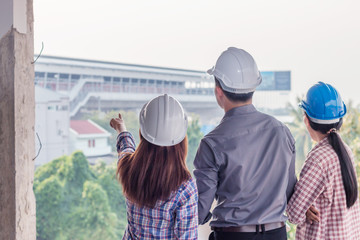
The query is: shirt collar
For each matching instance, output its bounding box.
[223,104,257,118]
[312,136,329,150]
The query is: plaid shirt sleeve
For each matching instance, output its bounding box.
[286,157,326,224]
[174,179,199,240]
[116,132,136,164]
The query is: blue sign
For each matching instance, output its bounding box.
[257,71,291,91]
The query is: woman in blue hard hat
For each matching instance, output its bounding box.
[109,94,198,240]
[287,82,360,239]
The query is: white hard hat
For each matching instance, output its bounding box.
[139,94,188,147]
[207,47,262,93]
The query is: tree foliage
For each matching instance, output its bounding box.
[286,98,313,173]
[340,101,360,194]
[34,151,126,240]
[186,116,204,172]
[36,176,63,240]
[65,181,118,240]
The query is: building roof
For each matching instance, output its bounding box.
[35,86,68,103]
[36,55,205,75]
[70,120,108,135]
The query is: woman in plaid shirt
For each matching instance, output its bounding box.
[110,94,198,240]
[287,82,360,239]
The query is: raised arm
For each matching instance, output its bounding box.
[110,113,136,161]
[116,132,136,162]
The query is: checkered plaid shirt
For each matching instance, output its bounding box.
[287,137,360,240]
[117,132,199,239]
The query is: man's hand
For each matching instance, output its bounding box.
[110,113,127,134]
[306,205,320,224]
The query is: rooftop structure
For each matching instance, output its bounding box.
[70,120,107,135]
[69,120,111,157]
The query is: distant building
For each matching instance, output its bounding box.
[34,55,291,122]
[35,86,70,166]
[252,71,291,116]
[33,56,292,164]
[69,120,111,157]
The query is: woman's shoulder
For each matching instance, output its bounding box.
[179,178,197,193]
[307,137,355,172]
[307,139,337,164]
[176,178,198,201]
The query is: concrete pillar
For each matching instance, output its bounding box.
[0,0,36,239]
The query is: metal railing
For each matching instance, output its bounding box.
[35,77,215,116]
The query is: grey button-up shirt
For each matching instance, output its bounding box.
[193,104,296,227]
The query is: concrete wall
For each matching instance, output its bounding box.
[0,0,36,239]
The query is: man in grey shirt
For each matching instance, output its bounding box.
[194,47,296,240]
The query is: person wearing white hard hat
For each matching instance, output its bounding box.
[193,47,297,240]
[110,94,198,240]
[287,82,360,239]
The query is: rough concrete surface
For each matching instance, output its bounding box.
[0,0,36,239]
[0,28,16,240]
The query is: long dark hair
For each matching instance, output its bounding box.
[307,114,358,208]
[117,134,190,208]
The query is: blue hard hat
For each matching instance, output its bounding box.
[299,82,346,124]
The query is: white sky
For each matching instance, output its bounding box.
[34,0,360,104]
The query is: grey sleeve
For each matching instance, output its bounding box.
[193,139,219,225]
[286,133,297,202]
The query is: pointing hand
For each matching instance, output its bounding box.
[110,113,127,134]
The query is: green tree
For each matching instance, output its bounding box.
[35,176,63,240]
[286,97,313,173]
[340,101,360,194]
[186,116,204,172]
[59,152,95,218]
[92,161,127,238]
[34,151,125,240]
[65,181,117,240]
[339,101,360,144]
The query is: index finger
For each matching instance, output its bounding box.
[118,113,122,119]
